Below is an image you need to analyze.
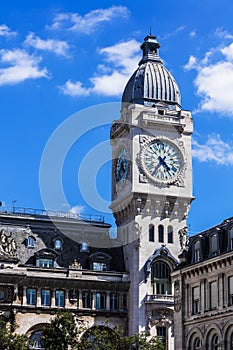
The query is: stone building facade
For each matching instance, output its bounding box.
[172,217,233,349]
[0,209,129,347]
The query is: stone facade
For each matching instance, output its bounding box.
[172,217,233,349]
[0,209,129,347]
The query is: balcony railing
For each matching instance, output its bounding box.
[145,294,174,303]
[0,206,105,223]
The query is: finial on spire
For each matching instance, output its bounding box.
[149,26,152,36]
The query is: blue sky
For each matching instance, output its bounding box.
[0,0,233,235]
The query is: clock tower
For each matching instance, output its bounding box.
[110,34,193,348]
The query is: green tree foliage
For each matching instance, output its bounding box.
[0,321,31,350]
[42,311,80,350]
[42,311,165,350]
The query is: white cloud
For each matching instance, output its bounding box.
[185,42,233,116]
[49,6,129,34]
[69,205,85,215]
[0,24,17,38]
[60,39,141,97]
[221,43,233,61]
[215,27,233,40]
[60,80,91,96]
[193,134,233,165]
[24,33,70,57]
[189,30,197,38]
[0,49,49,86]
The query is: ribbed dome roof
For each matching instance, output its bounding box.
[122,35,181,108]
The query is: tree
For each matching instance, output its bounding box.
[42,310,80,350]
[42,311,166,350]
[0,321,31,350]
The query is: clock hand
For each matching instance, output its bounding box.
[158,156,170,171]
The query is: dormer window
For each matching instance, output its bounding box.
[89,252,112,272]
[210,233,219,256]
[27,236,35,248]
[194,241,201,262]
[80,241,89,253]
[35,249,58,268]
[54,238,62,251]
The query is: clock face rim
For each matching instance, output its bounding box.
[115,147,129,185]
[140,138,184,185]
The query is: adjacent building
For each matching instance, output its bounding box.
[0,209,129,348]
[172,217,233,350]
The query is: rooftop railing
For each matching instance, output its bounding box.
[0,206,105,223]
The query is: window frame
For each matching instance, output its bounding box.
[55,290,65,307]
[26,288,37,305]
[41,289,51,306]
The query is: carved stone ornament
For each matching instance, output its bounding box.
[0,229,17,258]
[174,296,182,312]
[138,135,187,187]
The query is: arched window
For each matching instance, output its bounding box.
[54,238,62,250]
[151,261,171,295]
[30,331,45,349]
[210,233,219,256]
[158,225,164,243]
[193,338,201,349]
[211,335,220,350]
[194,241,201,262]
[149,224,154,242]
[80,241,89,252]
[167,225,173,243]
[27,236,35,248]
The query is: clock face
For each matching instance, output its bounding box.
[141,139,183,184]
[115,148,128,184]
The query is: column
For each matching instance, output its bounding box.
[22,286,27,305]
[218,273,223,309]
[200,279,205,314]
[185,284,190,317]
[37,287,41,307]
[78,290,82,309]
[51,289,56,307]
[106,291,110,310]
[92,291,96,310]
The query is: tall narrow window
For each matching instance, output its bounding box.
[228,276,233,305]
[149,224,154,242]
[27,236,35,248]
[157,326,166,345]
[110,293,118,310]
[55,290,65,307]
[167,225,173,243]
[210,281,218,309]
[82,291,91,308]
[158,225,164,243]
[210,234,218,256]
[192,287,200,314]
[211,335,220,350]
[96,292,105,310]
[152,261,171,295]
[26,288,37,305]
[41,289,51,306]
[194,241,201,262]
